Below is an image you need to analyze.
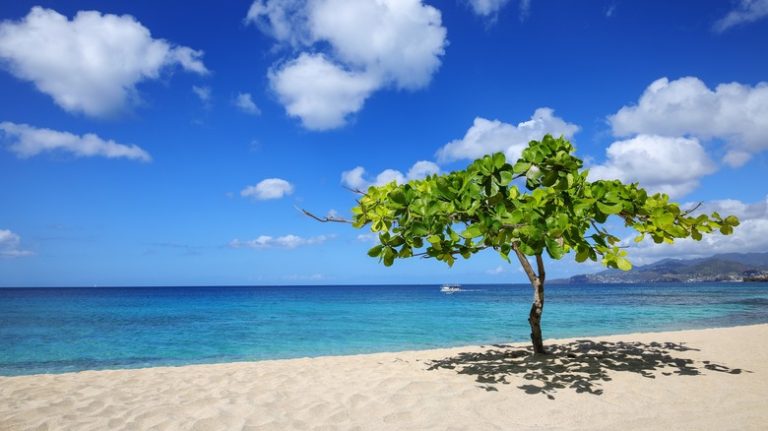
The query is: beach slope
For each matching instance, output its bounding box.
[2,324,767,431]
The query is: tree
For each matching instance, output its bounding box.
[314,136,739,354]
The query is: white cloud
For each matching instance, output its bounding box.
[0,229,33,258]
[609,77,768,167]
[246,0,310,47]
[374,169,406,186]
[486,265,506,275]
[465,0,530,19]
[467,0,511,16]
[0,7,208,117]
[341,160,440,190]
[692,196,768,221]
[229,234,332,249]
[241,178,294,200]
[0,121,151,162]
[248,0,447,130]
[356,233,377,243]
[235,92,261,115]
[407,160,441,180]
[625,196,768,264]
[269,53,378,130]
[713,0,768,32]
[436,108,580,163]
[519,0,531,21]
[589,135,716,198]
[340,166,368,190]
[192,85,211,104]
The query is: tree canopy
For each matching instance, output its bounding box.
[351,135,739,271]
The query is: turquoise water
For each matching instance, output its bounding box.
[1,283,767,376]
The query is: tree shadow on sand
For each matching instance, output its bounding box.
[427,340,748,399]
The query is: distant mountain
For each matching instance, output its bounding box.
[554,252,768,284]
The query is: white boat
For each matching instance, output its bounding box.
[440,284,462,294]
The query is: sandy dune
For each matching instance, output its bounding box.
[1,324,767,431]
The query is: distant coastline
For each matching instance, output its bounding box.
[553,251,768,284]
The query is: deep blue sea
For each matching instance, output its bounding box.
[1,283,767,376]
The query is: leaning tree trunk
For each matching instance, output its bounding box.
[528,278,545,354]
[514,248,547,354]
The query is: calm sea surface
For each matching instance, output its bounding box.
[1,283,767,376]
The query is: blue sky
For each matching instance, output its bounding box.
[1,0,767,287]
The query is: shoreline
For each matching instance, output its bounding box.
[4,321,768,378]
[2,324,767,430]
[4,322,768,378]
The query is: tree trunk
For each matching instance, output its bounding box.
[513,249,548,355]
[528,279,546,354]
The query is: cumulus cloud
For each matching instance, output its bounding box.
[0,229,33,258]
[436,108,580,163]
[713,0,768,32]
[0,7,208,117]
[609,77,768,167]
[269,54,379,130]
[241,178,294,200]
[625,196,768,264]
[589,135,717,198]
[0,121,151,162]
[341,160,439,190]
[229,234,332,249]
[235,92,261,115]
[248,0,447,130]
[407,160,441,180]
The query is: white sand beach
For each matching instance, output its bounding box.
[1,324,767,431]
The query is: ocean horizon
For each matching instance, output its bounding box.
[2,282,767,376]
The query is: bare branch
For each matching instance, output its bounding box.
[295,206,353,224]
[590,221,608,235]
[342,185,368,196]
[682,201,703,216]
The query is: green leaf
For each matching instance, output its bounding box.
[492,152,506,169]
[512,161,531,174]
[367,245,384,257]
[597,201,623,215]
[460,225,484,239]
[499,170,513,185]
[545,237,564,260]
[616,257,632,271]
[382,248,395,267]
[541,170,558,187]
[575,246,590,263]
[389,189,406,205]
[411,223,428,236]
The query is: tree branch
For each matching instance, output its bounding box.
[342,185,368,196]
[296,206,353,224]
[512,244,538,285]
[682,202,703,216]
